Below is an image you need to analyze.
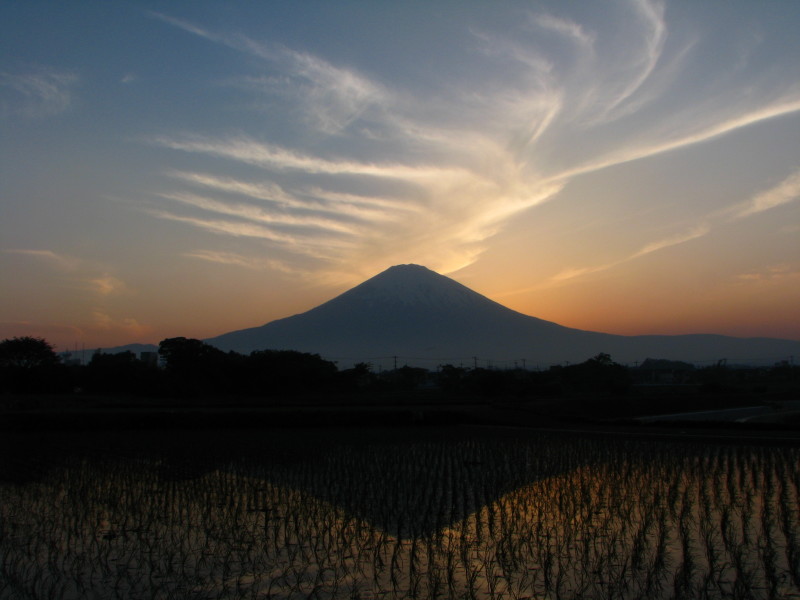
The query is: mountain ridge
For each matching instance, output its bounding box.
[204,264,799,368]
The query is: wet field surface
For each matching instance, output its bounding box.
[1,426,799,599]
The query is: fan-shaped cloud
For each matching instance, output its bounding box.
[147,1,800,281]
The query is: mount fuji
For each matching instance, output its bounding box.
[205,264,799,368]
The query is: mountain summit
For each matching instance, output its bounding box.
[323,264,527,314]
[206,264,799,367]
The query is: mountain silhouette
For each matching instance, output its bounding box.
[206,264,799,367]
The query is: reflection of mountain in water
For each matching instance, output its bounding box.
[133,428,591,539]
[255,432,582,539]
[0,427,586,539]
[4,428,797,599]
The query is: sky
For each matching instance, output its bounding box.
[1,0,799,352]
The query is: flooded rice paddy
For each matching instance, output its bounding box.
[0,427,798,599]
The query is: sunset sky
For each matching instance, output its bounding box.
[2,1,799,352]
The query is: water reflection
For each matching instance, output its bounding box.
[0,428,798,599]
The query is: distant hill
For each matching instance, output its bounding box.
[206,264,799,368]
[91,343,159,356]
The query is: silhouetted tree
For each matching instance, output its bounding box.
[0,336,59,368]
[461,367,525,397]
[85,351,161,394]
[243,350,338,395]
[0,336,68,393]
[635,358,695,385]
[437,364,468,393]
[389,365,429,391]
[695,361,734,393]
[158,337,232,396]
[159,338,226,373]
[336,362,376,392]
[558,353,630,395]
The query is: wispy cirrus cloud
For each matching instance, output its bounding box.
[4,249,129,297]
[151,10,388,135]
[183,250,296,273]
[157,191,359,234]
[551,225,710,283]
[169,171,307,210]
[0,66,78,118]
[3,248,146,342]
[279,49,387,134]
[4,248,82,270]
[145,209,357,260]
[169,170,420,223]
[87,276,127,296]
[592,0,667,122]
[145,1,800,282]
[735,264,800,285]
[630,225,710,260]
[732,169,800,219]
[152,135,465,181]
[531,13,596,50]
[91,311,152,338]
[554,96,800,182]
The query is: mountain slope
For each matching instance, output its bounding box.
[206,264,799,367]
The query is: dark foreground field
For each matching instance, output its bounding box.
[1,425,799,599]
[2,393,800,446]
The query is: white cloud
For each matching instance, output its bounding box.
[170,171,304,208]
[183,250,297,273]
[280,48,387,134]
[91,311,152,337]
[734,264,800,286]
[158,191,359,234]
[551,96,800,182]
[550,225,710,283]
[153,135,465,180]
[0,66,78,118]
[149,12,217,43]
[168,171,417,222]
[153,11,389,135]
[146,209,357,258]
[4,248,81,270]
[630,225,710,259]
[146,3,800,281]
[733,169,800,219]
[4,249,130,297]
[532,13,596,49]
[87,275,126,296]
[594,0,666,121]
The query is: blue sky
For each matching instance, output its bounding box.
[1,0,799,350]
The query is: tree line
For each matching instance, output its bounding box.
[1,336,797,402]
